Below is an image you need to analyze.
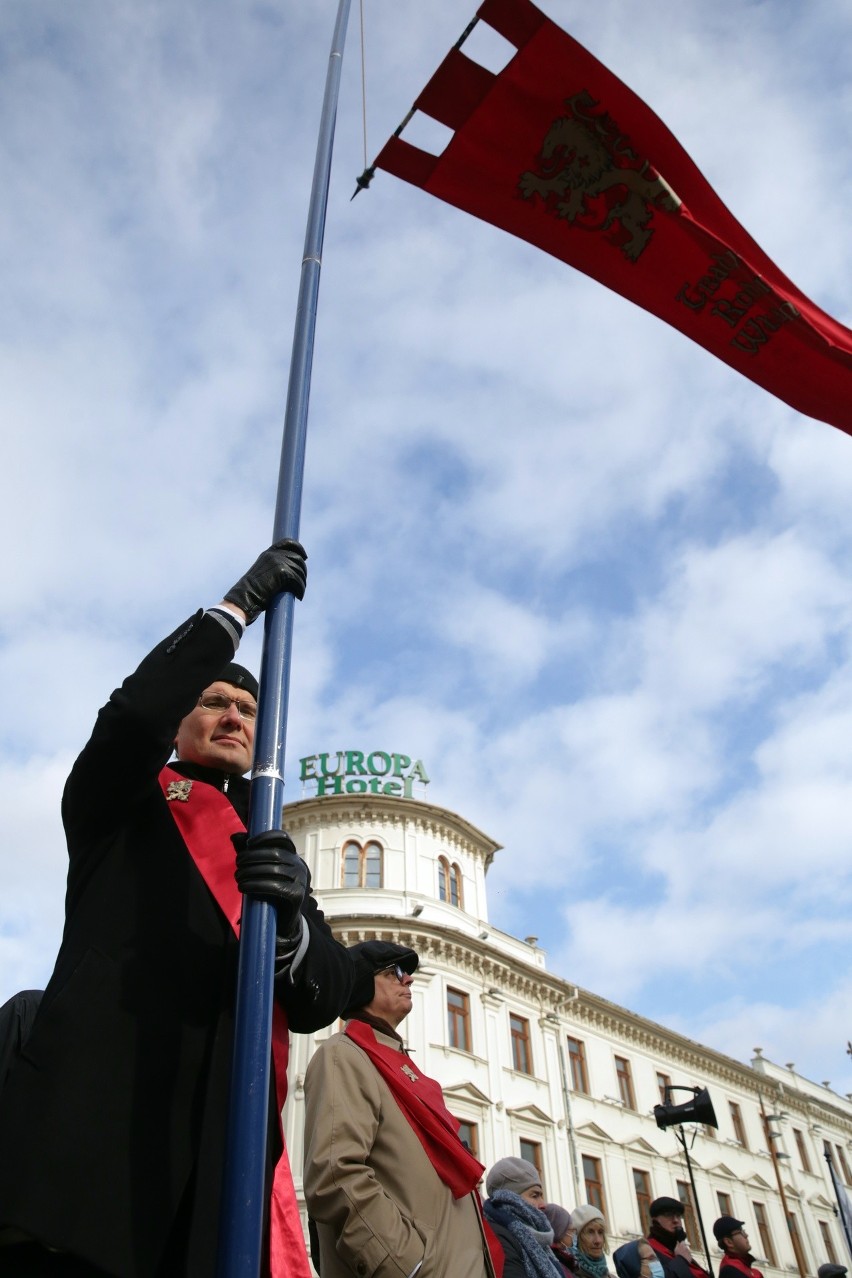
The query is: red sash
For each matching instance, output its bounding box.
[160,767,311,1278]
[345,1021,504,1275]
[344,1019,484,1197]
[649,1237,709,1278]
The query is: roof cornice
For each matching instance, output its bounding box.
[283,793,502,867]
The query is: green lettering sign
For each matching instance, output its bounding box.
[299,751,429,798]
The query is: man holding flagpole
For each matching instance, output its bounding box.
[0,541,353,1278]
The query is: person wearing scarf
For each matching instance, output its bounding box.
[482,1158,564,1278]
[568,1205,615,1278]
[647,1198,709,1278]
[0,542,354,1278]
[543,1204,576,1274]
[303,940,500,1278]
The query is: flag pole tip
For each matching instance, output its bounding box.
[351,166,376,199]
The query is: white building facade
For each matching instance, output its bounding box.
[282,759,852,1278]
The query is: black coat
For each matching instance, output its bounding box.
[648,1234,708,1278]
[0,610,352,1277]
[485,1218,529,1278]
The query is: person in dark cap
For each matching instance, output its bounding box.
[0,541,353,1277]
[818,1265,848,1278]
[647,1197,709,1278]
[713,1217,763,1278]
[304,940,501,1278]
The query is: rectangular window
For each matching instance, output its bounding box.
[729,1100,748,1148]
[456,1119,479,1158]
[676,1180,699,1249]
[753,1202,777,1267]
[836,1145,852,1185]
[520,1139,543,1181]
[819,1221,839,1265]
[717,1192,732,1217]
[567,1037,589,1094]
[583,1155,606,1215]
[510,1014,533,1075]
[656,1072,672,1104]
[793,1128,812,1173]
[787,1211,808,1277]
[633,1169,652,1234]
[446,988,471,1053]
[615,1056,636,1109]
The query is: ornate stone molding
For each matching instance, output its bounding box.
[283,794,501,867]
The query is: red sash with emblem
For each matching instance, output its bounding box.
[344,1020,503,1275]
[160,766,311,1278]
[344,1018,483,1195]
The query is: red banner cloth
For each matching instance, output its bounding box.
[160,767,312,1278]
[376,0,852,434]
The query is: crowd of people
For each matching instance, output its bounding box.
[475,1177,848,1278]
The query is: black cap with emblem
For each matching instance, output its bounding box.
[217,662,258,701]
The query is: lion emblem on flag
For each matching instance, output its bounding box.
[518,90,679,261]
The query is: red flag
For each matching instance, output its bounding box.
[375,0,852,435]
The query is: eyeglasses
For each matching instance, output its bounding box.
[376,963,408,983]
[197,693,258,721]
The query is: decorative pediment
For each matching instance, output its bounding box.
[624,1137,659,1154]
[505,1103,554,1125]
[443,1080,492,1106]
[808,1192,835,1210]
[707,1162,739,1179]
[676,1151,704,1169]
[575,1121,615,1143]
[743,1172,773,1190]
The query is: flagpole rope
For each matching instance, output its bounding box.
[359,0,368,170]
[351,11,481,197]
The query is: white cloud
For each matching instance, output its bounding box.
[2,0,852,1094]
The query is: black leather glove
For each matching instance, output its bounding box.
[232,829,307,941]
[224,539,308,624]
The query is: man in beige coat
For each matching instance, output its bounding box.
[303,940,497,1278]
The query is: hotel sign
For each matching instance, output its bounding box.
[299,751,430,798]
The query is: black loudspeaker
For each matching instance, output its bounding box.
[654,1086,718,1131]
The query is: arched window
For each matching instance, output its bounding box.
[341,839,384,888]
[449,862,462,908]
[363,841,382,888]
[438,857,463,908]
[343,841,360,887]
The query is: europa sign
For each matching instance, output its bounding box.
[299,751,430,798]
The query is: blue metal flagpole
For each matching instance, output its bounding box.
[217,2,353,1273]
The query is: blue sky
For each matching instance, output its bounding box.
[3,0,852,1094]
